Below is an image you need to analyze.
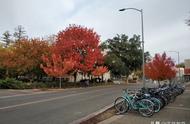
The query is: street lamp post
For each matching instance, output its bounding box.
[119,8,145,87]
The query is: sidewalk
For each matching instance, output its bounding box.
[99,82,190,124]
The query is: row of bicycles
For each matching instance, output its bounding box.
[114,83,185,117]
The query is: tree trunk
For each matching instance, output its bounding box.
[101,75,104,82]
[29,73,34,83]
[5,69,9,78]
[98,76,100,83]
[59,77,62,88]
[73,72,77,83]
[89,75,94,83]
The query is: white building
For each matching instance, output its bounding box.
[64,71,111,82]
[185,59,190,68]
[176,68,184,77]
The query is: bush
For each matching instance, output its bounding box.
[107,79,113,83]
[0,78,115,89]
[0,78,25,89]
[128,79,137,83]
[0,78,49,89]
[31,82,48,89]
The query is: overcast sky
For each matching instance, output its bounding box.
[0,0,190,63]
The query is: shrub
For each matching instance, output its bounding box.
[0,78,25,89]
[128,79,137,83]
[107,79,113,82]
[31,82,48,89]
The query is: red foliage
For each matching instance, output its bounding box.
[184,68,190,75]
[92,66,108,76]
[41,54,75,78]
[145,53,176,81]
[53,24,104,74]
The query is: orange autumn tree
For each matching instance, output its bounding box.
[41,54,75,88]
[0,39,51,79]
[11,39,50,79]
[92,66,108,82]
[145,53,176,86]
[0,46,16,78]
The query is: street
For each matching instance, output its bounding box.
[0,84,128,124]
[1,83,189,124]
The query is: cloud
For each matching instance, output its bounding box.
[0,0,190,61]
[0,0,78,37]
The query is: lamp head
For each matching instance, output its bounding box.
[119,8,126,11]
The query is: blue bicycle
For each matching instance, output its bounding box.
[114,89,154,117]
[140,88,161,113]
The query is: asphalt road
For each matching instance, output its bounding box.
[0,84,133,124]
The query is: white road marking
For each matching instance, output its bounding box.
[0,89,105,110]
[0,86,115,99]
[166,106,190,111]
[0,91,57,99]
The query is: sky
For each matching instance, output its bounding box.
[0,0,190,64]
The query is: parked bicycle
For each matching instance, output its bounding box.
[114,89,155,117]
[114,82,185,117]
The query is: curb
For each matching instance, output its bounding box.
[98,115,124,124]
[70,103,115,124]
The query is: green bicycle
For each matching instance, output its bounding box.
[114,89,154,117]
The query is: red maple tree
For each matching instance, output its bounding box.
[53,25,104,81]
[92,66,108,82]
[145,53,176,83]
[41,54,75,88]
[92,66,108,76]
[41,54,75,77]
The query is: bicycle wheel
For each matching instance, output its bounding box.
[160,95,168,108]
[114,97,129,114]
[138,99,154,117]
[155,96,164,109]
[150,97,161,113]
[169,93,176,103]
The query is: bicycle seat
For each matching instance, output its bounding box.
[144,93,150,97]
